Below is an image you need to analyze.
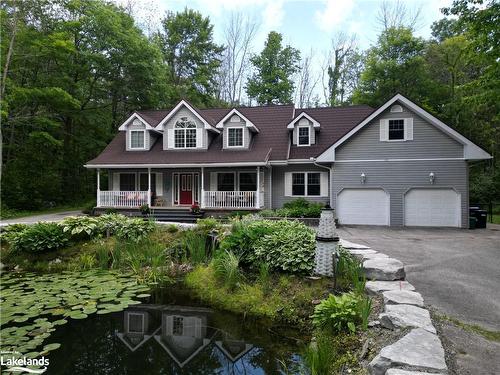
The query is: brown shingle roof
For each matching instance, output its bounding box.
[86,103,374,166]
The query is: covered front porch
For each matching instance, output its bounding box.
[95,166,266,210]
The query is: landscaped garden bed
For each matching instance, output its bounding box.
[0,213,374,374]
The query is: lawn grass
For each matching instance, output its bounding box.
[491,214,500,224]
[434,313,500,342]
[1,201,93,220]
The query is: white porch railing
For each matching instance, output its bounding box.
[203,191,257,209]
[98,191,148,208]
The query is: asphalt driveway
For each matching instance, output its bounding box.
[0,210,83,226]
[337,225,500,374]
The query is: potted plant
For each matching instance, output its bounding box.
[191,203,200,214]
[139,204,150,217]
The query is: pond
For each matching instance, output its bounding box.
[1,273,307,374]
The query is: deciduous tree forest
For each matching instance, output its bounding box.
[1,0,498,212]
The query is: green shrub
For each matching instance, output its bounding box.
[229,210,253,218]
[212,250,242,289]
[219,218,275,264]
[96,213,127,235]
[196,217,221,234]
[253,220,316,273]
[282,198,323,218]
[115,218,156,242]
[9,222,69,253]
[1,224,29,243]
[59,216,100,238]
[82,201,96,215]
[312,292,362,333]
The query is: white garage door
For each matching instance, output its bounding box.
[404,188,460,227]
[337,189,389,225]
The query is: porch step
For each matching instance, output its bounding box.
[148,209,204,223]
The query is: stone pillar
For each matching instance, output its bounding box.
[314,207,339,276]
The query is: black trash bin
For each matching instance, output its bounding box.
[475,209,487,228]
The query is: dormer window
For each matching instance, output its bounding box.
[227,127,243,147]
[130,130,145,149]
[175,117,197,148]
[298,126,310,146]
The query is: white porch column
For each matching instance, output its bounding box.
[97,169,101,207]
[147,168,151,206]
[200,167,205,208]
[256,166,260,208]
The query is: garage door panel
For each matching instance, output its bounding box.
[337,189,389,225]
[404,189,460,227]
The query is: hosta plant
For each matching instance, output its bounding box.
[59,216,100,238]
[312,292,361,333]
[9,222,69,253]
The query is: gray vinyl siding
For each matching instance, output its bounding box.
[222,118,251,149]
[162,107,208,150]
[331,160,468,228]
[336,103,463,160]
[292,119,316,145]
[272,164,330,208]
[125,122,151,151]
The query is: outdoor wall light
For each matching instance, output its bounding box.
[360,173,366,184]
[429,172,435,184]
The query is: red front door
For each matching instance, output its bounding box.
[179,174,193,205]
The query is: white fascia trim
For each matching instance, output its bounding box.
[215,108,259,133]
[268,159,317,165]
[118,113,154,131]
[335,158,466,163]
[316,93,492,162]
[286,112,321,129]
[154,100,220,133]
[85,162,268,169]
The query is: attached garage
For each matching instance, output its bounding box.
[404,188,461,227]
[337,188,390,225]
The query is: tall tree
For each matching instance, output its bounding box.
[1,0,167,209]
[295,50,319,108]
[218,13,259,105]
[156,8,224,106]
[246,31,300,105]
[352,27,430,107]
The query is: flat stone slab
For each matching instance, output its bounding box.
[348,249,378,255]
[366,281,415,295]
[380,304,436,333]
[386,370,445,375]
[363,258,405,281]
[368,328,447,375]
[383,290,424,307]
[340,239,371,249]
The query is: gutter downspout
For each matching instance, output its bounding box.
[311,157,334,209]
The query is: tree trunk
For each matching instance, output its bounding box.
[1,5,19,98]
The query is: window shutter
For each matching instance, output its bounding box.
[284,172,292,196]
[320,172,329,197]
[196,128,203,148]
[155,173,163,196]
[113,173,120,191]
[405,118,413,140]
[210,172,217,191]
[380,119,388,141]
[167,129,174,148]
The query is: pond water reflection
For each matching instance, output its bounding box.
[44,286,305,374]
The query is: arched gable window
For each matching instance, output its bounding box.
[174,117,197,148]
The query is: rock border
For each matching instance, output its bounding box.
[341,240,448,375]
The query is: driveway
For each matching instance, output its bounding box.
[337,225,500,374]
[0,210,83,226]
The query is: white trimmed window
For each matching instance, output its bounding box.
[130,130,145,149]
[174,117,197,148]
[292,172,320,196]
[227,127,243,147]
[388,119,405,140]
[298,126,310,146]
[380,118,413,142]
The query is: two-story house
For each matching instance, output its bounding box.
[85,94,491,228]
